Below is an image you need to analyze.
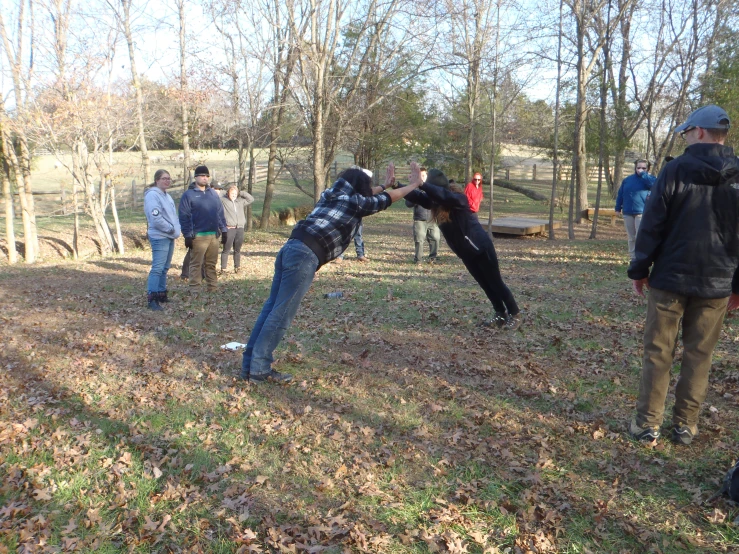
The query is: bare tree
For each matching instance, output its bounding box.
[0,119,17,264]
[109,0,151,183]
[549,0,564,240]
[176,0,191,185]
[286,0,429,199]
[0,0,39,262]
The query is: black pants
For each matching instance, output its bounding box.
[221,228,245,270]
[461,248,519,315]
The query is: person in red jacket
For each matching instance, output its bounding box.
[465,172,484,213]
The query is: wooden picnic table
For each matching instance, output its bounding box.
[478,217,561,236]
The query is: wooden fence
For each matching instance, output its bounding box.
[11,160,631,218]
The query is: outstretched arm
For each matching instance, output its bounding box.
[419,182,468,209]
[385,162,423,202]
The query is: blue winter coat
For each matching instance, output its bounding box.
[615,172,656,215]
[178,186,228,238]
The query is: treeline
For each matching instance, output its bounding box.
[1,0,737,262]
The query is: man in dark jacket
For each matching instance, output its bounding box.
[628,105,739,445]
[405,167,441,264]
[178,165,228,291]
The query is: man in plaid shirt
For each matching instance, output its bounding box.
[240,162,424,383]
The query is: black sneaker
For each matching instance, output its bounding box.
[247,370,293,383]
[671,424,695,445]
[483,311,508,328]
[629,419,660,442]
[504,313,523,331]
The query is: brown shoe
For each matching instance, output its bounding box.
[357,256,369,263]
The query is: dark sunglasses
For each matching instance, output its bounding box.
[679,126,696,138]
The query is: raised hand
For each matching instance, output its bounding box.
[385,163,395,189]
[409,161,422,187]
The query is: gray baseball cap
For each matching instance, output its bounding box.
[674,105,731,133]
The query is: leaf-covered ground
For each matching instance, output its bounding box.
[2,207,739,553]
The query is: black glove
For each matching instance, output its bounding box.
[221,232,228,246]
[184,236,193,249]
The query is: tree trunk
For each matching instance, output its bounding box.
[247,146,255,232]
[261,128,279,229]
[591,3,612,240]
[1,156,16,264]
[18,136,38,260]
[178,0,190,184]
[2,132,35,262]
[72,185,79,260]
[121,0,151,184]
[72,140,114,255]
[312,106,327,201]
[549,0,564,240]
[572,0,586,227]
[111,185,124,254]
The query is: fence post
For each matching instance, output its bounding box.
[132,179,137,208]
[505,168,510,180]
[61,184,67,215]
[332,161,337,180]
[532,164,537,181]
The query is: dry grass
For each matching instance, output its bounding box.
[1,202,738,553]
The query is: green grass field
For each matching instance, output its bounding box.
[1,185,738,552]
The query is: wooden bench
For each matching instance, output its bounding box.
[581,208,620,225]
[478,217,561,236]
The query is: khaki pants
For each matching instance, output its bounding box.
[636,287,728,434]
[623,214,642,261]
[189,235,219,291]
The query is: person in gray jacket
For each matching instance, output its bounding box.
[220,184,254,273]
[144,169,181,310]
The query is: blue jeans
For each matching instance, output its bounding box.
[241,239,319,377]
[147,238,175,293]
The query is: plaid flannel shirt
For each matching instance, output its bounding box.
[289,178,392,268]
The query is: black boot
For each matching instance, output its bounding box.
[158,290,169,303]
[147,292,164,311]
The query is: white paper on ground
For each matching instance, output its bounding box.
[221,342,247,351]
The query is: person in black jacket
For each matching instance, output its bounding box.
[404,169,521,330]
[627,105,739,445]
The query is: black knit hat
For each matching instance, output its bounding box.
[425,168,449,189]
[194,165,210,177]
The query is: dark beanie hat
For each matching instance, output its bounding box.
[194,165,210,177]
[426,168,449,189]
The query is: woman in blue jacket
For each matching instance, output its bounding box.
[144,170,181,310]
[615,159,656,260]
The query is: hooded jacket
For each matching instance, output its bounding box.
[144,187,181,240]
[404,183,494,259]
[627,143,739,298]
[465,181,484,213]
[221,192,254,228]
[615,171,656,215]
[178,184,228,238]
